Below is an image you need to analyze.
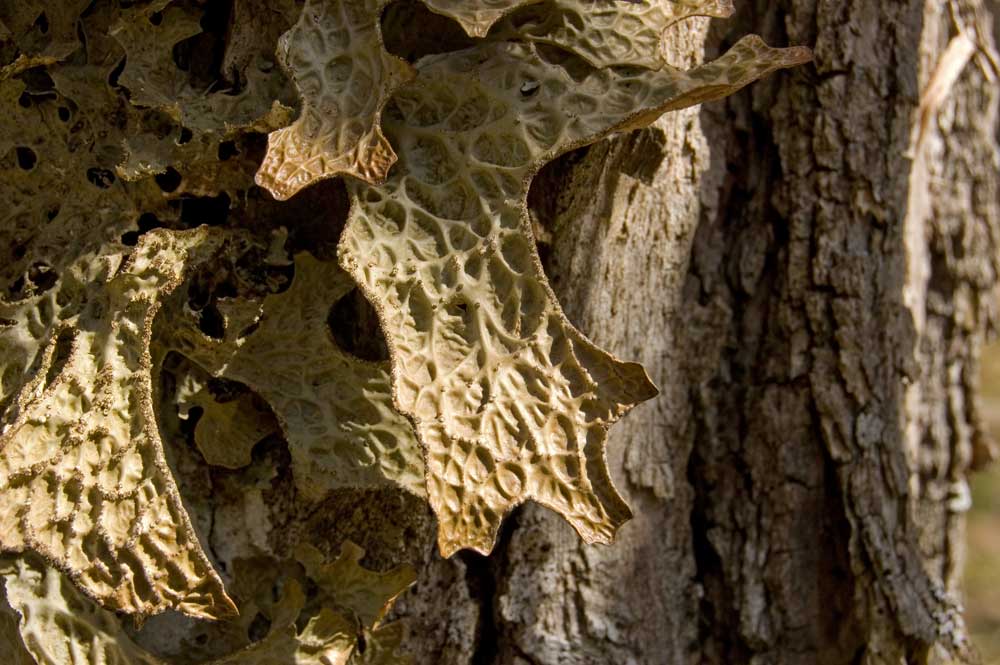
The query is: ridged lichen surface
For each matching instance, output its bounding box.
[0,0,808,660]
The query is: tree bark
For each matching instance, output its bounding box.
[388,2,1000,664]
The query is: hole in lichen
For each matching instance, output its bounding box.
[247,612,272,642]
[519,80,540,97]
[217,140,238,161]
[381,1,475,62]
[172,1,232,90]
[181,405,205,438]
[149,10,163,25]
[178,126,194,144]
[46,206,60,221]
[108,56,126,88]
[186,278,212,312]
[199,302,226,339]
[121,212,165,246]
[171,42,191,72]
[155,166,182,193]
[21,67,56,95]
[328,288,390,362]
[34,12,49,34]
[179,192,231,226]
[86,167,116,189]
[57,105,70,121]
[16,147,37,170]
[139,211,163,230]
[28,262,58,294]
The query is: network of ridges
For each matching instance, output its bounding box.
[255,0,415,200]
[164,251,426,499]
[338,37,810,555]
[0,541,414,664]
[0,229,236,619]
[500,0,738,68]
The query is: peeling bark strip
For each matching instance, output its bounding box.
[393,1,1000,663]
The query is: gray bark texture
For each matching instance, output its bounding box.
[384,1,1000,664]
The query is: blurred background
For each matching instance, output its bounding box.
[969,345,1000,662]
[974,0,1000,660]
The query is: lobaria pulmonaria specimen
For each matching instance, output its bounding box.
[0,0,809,661]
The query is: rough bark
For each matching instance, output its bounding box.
[386,1,1000,664]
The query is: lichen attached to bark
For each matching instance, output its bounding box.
[0,0,809,659]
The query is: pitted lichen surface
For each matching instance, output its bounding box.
[164,252,426,498]
[0,228,235,619]
[339,35,810,555]
[1,554,165,665]
[0,542,413,665]
[1,0,808,659]
[255,0,415,199]
[497,0,737,69]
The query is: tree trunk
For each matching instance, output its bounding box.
[391,2,1000,663]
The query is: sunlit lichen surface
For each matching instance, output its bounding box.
[0,0,808,659]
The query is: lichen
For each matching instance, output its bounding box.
[337,33,810,556]
[254,0,414,198]
[162,251,426,498]
[0,0,809,659]
[0,228,235,619]
[0,541,412,664]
